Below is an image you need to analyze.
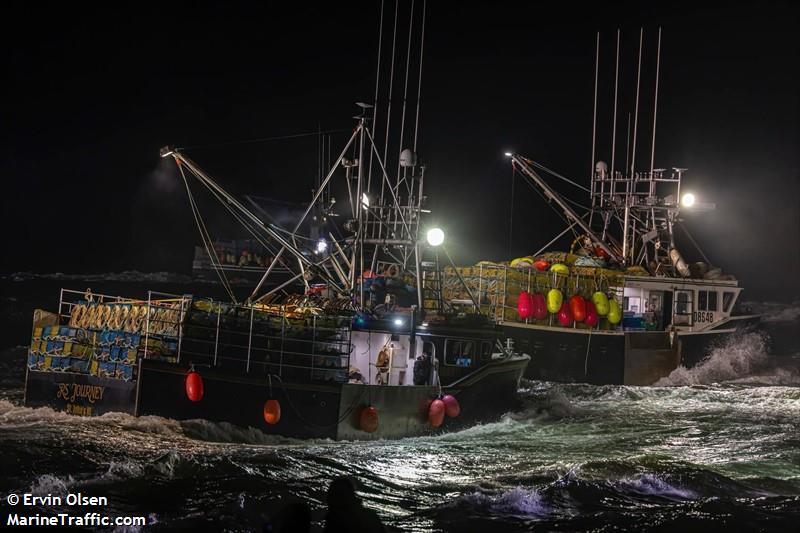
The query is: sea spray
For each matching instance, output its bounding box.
[656,331,771,386]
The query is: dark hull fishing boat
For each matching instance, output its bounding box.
[434,30,760,385]
[23,6,529,438]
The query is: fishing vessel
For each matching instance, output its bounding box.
[23,5,529,438]
[435,30,760,385]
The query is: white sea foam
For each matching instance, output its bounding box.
[464,486,550,517]
[655,331,771,386]
[29,474,73,498]
[617,473,697,499]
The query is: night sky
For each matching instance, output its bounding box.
[3,1,798,301]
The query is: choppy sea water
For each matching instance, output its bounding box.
[1,277,799,531]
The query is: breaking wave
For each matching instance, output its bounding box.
[655,331,772,386]
[463,487,550,517]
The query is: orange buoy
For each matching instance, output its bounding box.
[263,399,281,425]
[185,371,204,402]
[517,291,533,319]
[585,300,599,327]
[442,395,461,418]
[531,293,548,320]
[428,399,445,427]
[359,406,379,433]
[557,302,574,326]
[569,295,587,322]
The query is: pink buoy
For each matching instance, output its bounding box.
[517,291,533,319]
[185,371,204,402]
[585,300,599,327]
[428,399,445,427]
[531,293,547,320]
[557,302,574,327]
[441,394,461,418]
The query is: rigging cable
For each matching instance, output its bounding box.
[367,0,386,193]
[396,0,416,197]
[180,128,351,151]
[178,163,238,303]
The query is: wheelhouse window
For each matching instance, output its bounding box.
[673,290,693,325]
[722,292,735,312]
[444,339,476,367]
[698,290,718,312]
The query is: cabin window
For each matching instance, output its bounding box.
[723,292,735,312]
[444,339,476,367]
[623,296,641,313]
[673,290,693,325]
[698,290,718,312]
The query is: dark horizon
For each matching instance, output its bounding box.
[3,1,798,301]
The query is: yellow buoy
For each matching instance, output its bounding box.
[549,263,569,275]
[546,288,563,314]
[608,299,622,324]
[591,291,610,316]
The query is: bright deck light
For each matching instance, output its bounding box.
[393,318,404,326]
[426,228,445,246]
[681,193,696,208]
[504,152,513,157]
[315,239,328,254]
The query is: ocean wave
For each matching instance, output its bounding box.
[29,474,74,497]
[616,473,697,500]
[655,331,772,386]
[462,486,550,517]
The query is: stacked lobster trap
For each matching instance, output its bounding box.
[27,289,189,381]
[437,253,626,330]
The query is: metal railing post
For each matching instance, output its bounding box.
[246,306,254,372]
[144,291,151,359]
[213,304,221,366]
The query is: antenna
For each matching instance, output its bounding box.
[367,0,386,192]
[412,0,427,153]
[630,28,643,178]
[590,32,599,209]
[610,29,620,183]
[650,27,662,176]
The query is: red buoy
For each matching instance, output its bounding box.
[428,399,446,427]
[185,371,204,402]
[517,291,533,319]
[584,300,599,327]
[359,406,379,433]
[263,399,281,425]
[531,293,548,320]
[594,246,609,259]
[569,295,587,322]
[534,260,550,271]
[557,302,574,327]
[442,395,461,418]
